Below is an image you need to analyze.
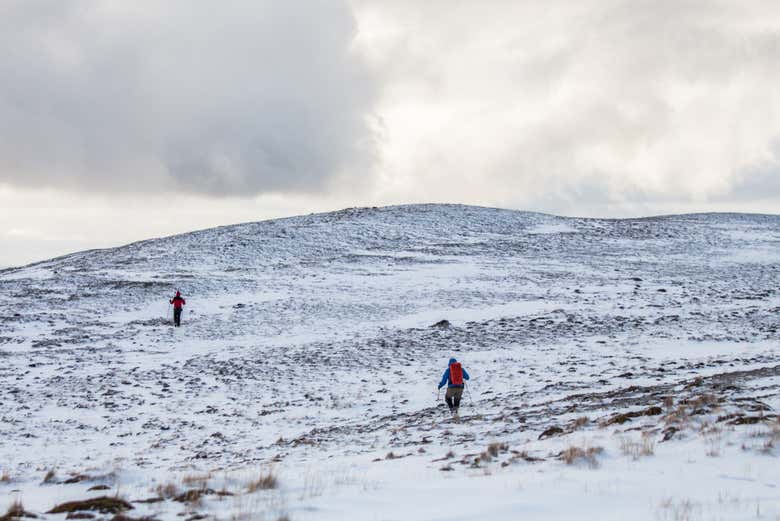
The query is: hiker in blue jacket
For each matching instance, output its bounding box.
[438,357,470,413]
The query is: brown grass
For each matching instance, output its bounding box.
[688,393,719,409]
[560,446,604,468]
[512,450,544,463]
[705,429,723,457]
[739,424,780,454]
[619,434,655,459]
[246,471,278,493]
[0,470,10,483]
[42,469,57,484]
[658,497,699,521]
[173,488,209,504]
[572,416,589,429]
[603,406,663,427]
[47,496,132,515]
[181,473,211,487]
[486,442,508,457]
[663,404,692,428]
[0,499,34,521]
[154,482,180,499]
[760,438,774,454]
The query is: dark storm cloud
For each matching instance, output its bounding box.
[0,1,378,195]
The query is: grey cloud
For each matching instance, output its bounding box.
[0,1,378,195]
[723,143,780,202]
[355,0,780,209]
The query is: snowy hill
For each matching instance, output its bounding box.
[1,204,779,520]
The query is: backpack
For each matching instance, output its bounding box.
[449,362,464,385]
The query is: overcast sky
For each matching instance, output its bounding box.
[2,0,780,267]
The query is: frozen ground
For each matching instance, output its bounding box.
[0,204,778,521]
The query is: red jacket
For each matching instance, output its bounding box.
[170,295,186,309]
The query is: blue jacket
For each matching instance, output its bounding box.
[438,358,470,389]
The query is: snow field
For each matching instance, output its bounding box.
[0,205,778,520]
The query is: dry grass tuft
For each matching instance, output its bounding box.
[658,497,699,521]
[619,433,655,459]
[744,423,780,454]
[688,393,718,410]
[42,469,57,484]
[246,471,278,493]
[560,445,604,468]
[663,404,691,428]
[173,488,209,504]
[0,470,10,483]
[662,393,721,431]
[486,442,508,458]
[181,473,211,487]
[0,499,36,521]
[572,417,589,429]
[154,482,180,499]
[513,450,544,463]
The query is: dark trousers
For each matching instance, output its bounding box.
[445,387,464,411]
[173,308,182,327]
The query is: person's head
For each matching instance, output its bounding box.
[175,291,181,297]
[449,357,457,365]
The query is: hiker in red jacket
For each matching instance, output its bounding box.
[438,357,470,414]
[170,291,186,327]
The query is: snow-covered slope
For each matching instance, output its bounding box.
[1,204,778,520]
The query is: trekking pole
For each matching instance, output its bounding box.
[436,388,441,402]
